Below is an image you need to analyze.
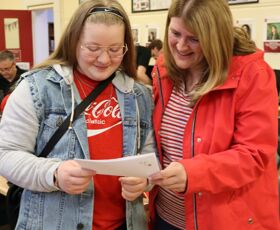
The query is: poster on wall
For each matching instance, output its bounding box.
[263,17,280,53]
[150,0,172,11]
[132,0,172,12]
[235,18,256,41]
[132,25,141,45]
[145,25,160,46]
[228,0,258,5]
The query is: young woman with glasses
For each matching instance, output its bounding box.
[0,1,155,229]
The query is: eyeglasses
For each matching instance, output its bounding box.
[80,44,128,59]
[0,62,14,72]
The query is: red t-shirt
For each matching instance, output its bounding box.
[0,94,10,112]
[74,70,125,230]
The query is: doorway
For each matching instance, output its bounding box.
[32,8,54,65]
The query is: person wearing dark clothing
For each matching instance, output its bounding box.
[0,50,26,105]
[148,39,163,61]
[136,45,151,85]
[0,50,26,227]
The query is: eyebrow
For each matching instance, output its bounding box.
[170,27,197,38]
[82,43,124,47]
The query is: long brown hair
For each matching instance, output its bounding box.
[34,0,136,78]
[164,0,257,101]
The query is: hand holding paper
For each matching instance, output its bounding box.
[75,152,160,177]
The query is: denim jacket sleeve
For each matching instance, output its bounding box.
[0,79,60,192]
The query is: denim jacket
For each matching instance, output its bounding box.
[0,65,155,230]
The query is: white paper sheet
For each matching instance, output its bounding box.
[74,152,160,177]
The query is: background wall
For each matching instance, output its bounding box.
[0,0,279,69]
[122,0,279,69]
[0,0,24,9]
[230,0,280,68]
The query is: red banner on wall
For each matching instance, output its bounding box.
[263,41,280,53]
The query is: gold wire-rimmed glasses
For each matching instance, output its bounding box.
[80,44,128,59]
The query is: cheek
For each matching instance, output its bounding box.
[77,52,94,66]
[168,35,176,46]
[168,39,177,53]
[76,49,84,66]
[168,31,177,47]
[194,46,204,58]
[112,58,123,68]
[198,52,204,61]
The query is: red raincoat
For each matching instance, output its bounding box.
[149,50,280,230]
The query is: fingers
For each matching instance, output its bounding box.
[119,177,147,201]
[152,175,183,191]
[119,177,146,185]
[56,160,96,194]
[61,179,92,194]
[121,187,143,201]
[150,162,187,193]
[60,160,96,178]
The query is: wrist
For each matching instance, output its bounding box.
[53,168,60,190]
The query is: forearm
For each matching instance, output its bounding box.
[0,80,61,192]
[137,66,152,85]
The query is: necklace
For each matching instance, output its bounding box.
[76,76,89,99]
[75,75,114,107]
[76,74,96,90]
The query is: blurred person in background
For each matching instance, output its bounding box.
[148,39,163,61]
[0,50,26,110]
[135,45,152,85]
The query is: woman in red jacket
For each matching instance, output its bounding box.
[149,0,280,229]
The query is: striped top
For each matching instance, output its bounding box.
[156,85,193,229]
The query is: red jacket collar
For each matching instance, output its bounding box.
[154,50,265,92]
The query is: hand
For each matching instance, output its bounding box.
[150,162,187,193]
[119,177,148,201]
[56,160,96,194]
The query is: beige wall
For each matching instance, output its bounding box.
[0,0,24,9]
[230,0,280,68]
[0,0,279,68]
[60,0,78,31]
[123,0,280,69]
[120,0,167,65]
[121,0,167,44]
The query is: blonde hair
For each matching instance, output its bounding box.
[34,0,136,78]
[164,0,256,101]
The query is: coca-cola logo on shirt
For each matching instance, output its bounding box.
[85,96,122,137]
[84,97,121,119]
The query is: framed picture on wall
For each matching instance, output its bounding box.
[235,18,256,41]
[132,25,141,45]
[145,25,160,45]
[266,22,280,41]
[263,17,280,53]
[228,0,258,5]
[132,0,172,13]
